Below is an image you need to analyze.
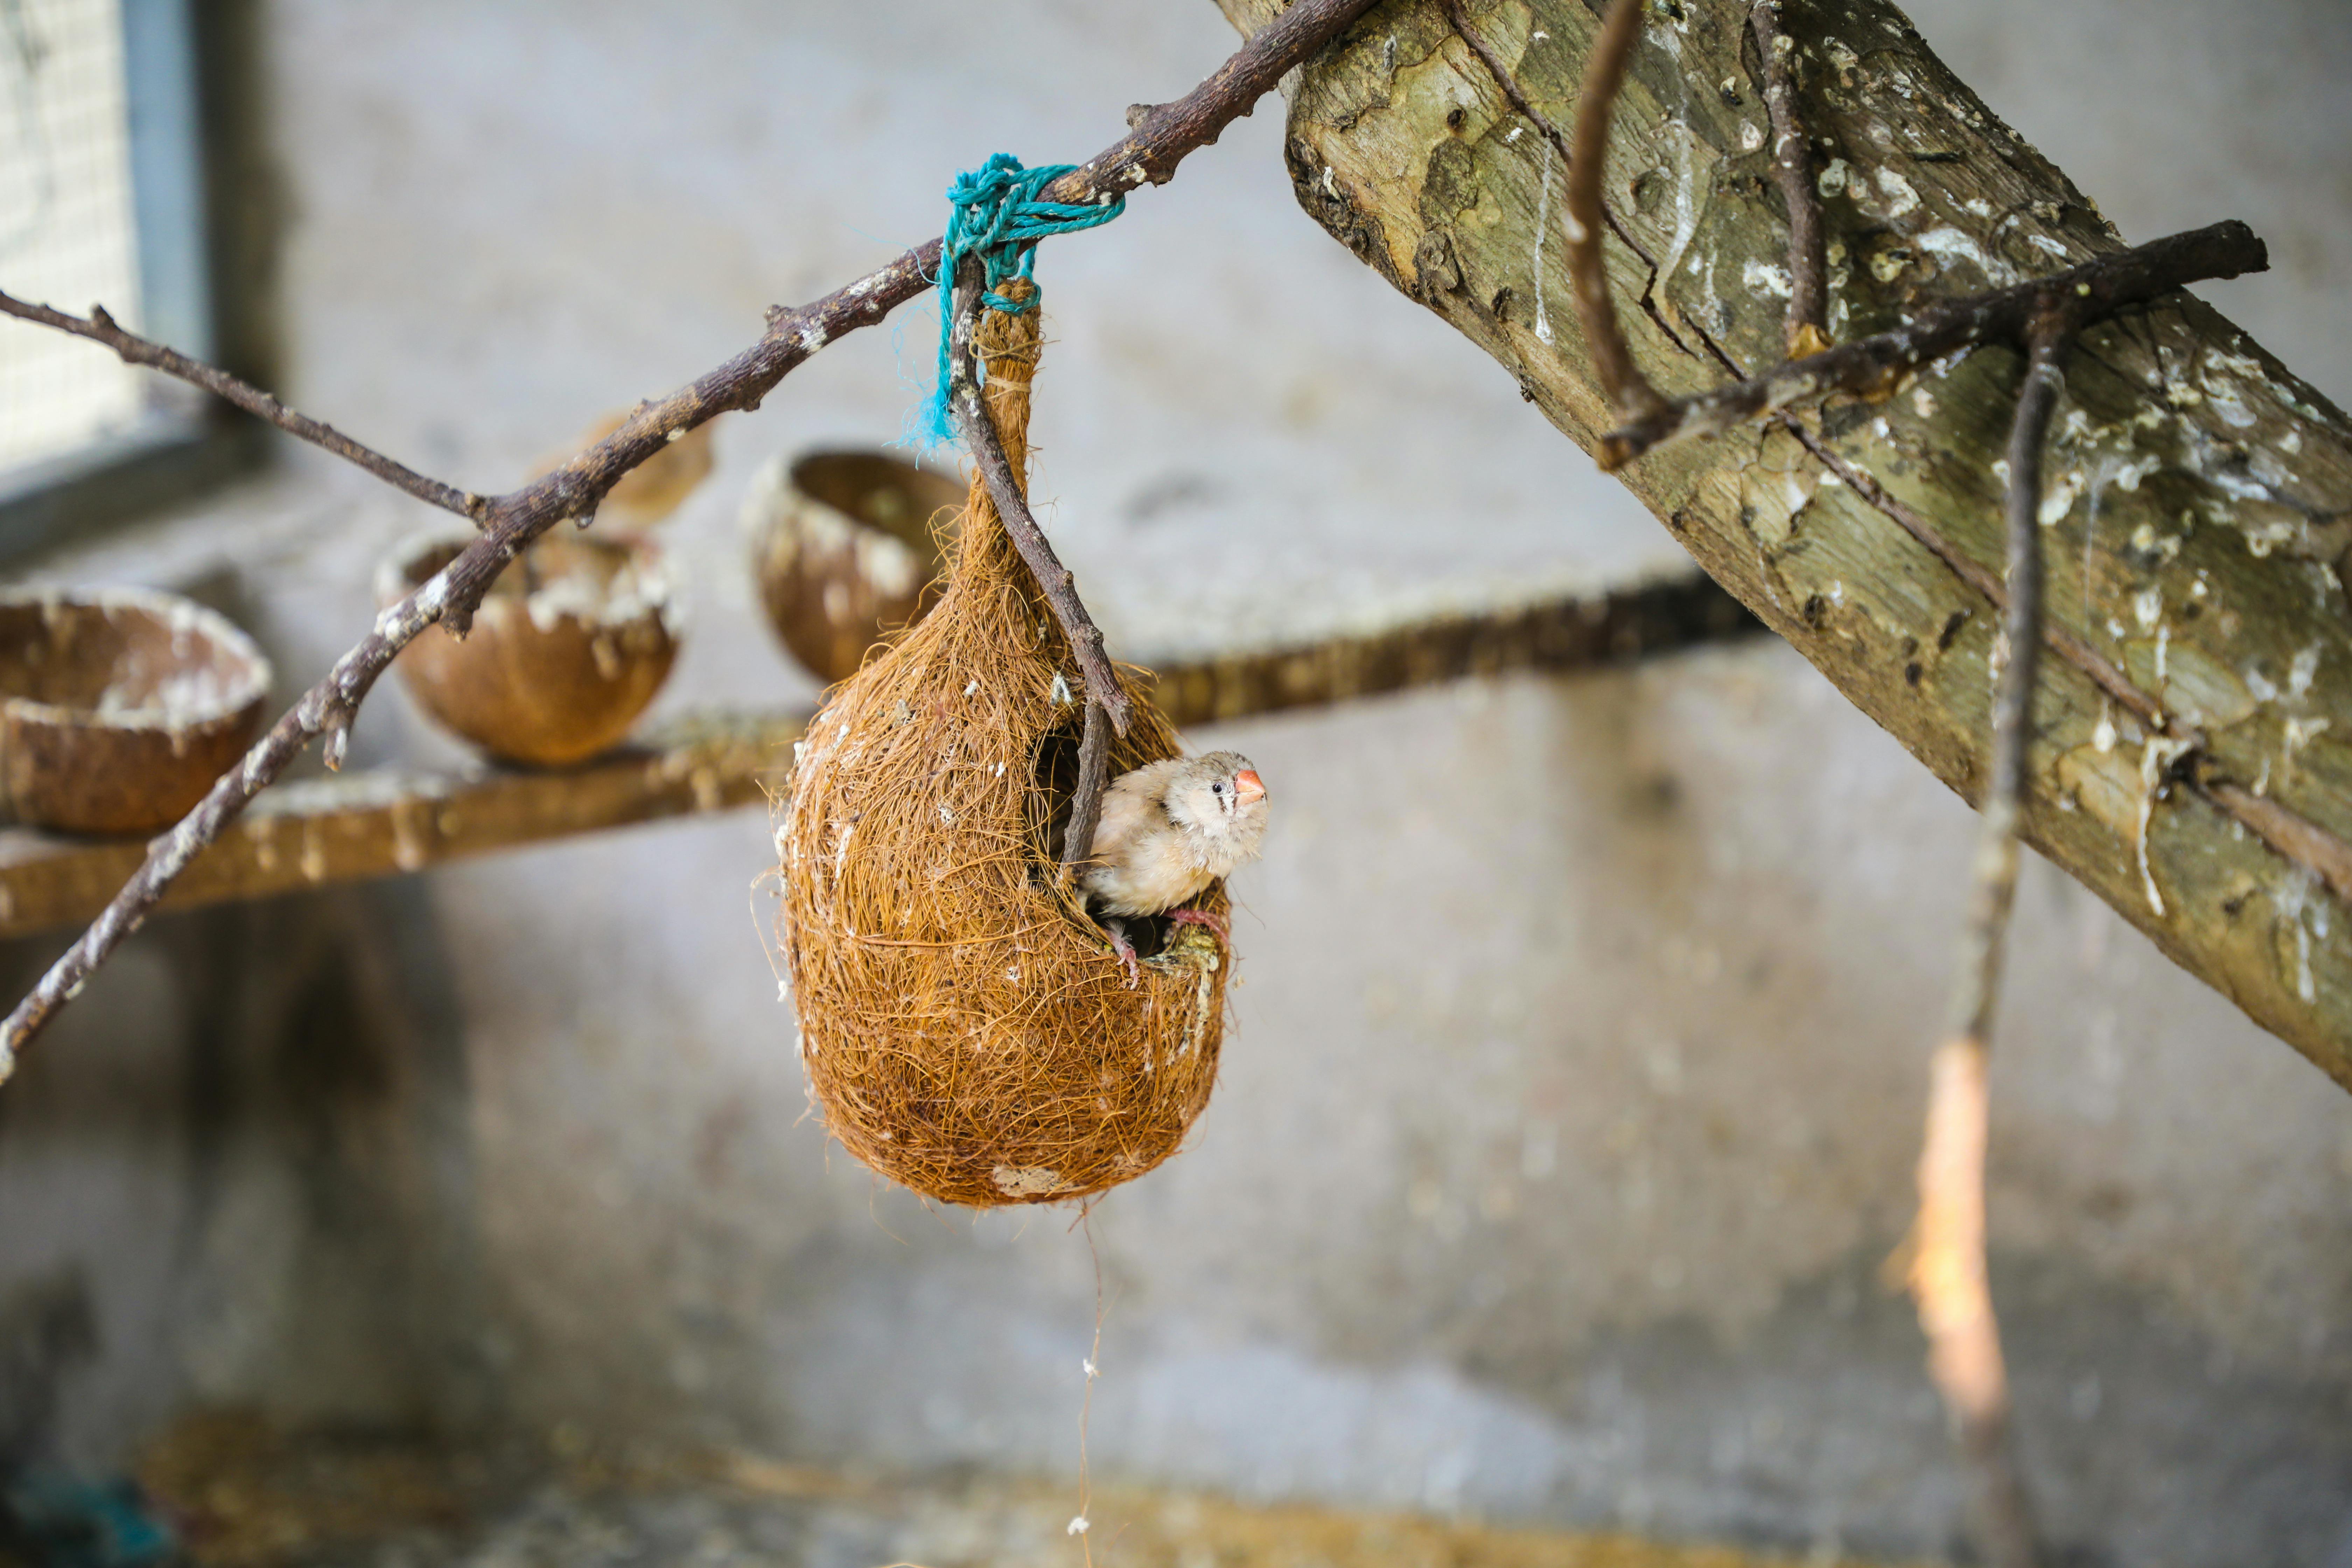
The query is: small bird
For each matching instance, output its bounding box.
[1079,750,1268,984]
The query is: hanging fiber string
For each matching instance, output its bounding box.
[912,153,1125,448]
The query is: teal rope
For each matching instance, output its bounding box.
[912,153,1124,449]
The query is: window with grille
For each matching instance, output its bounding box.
[0,0,223,558]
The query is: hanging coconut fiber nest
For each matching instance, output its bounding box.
[775,169,1229,1207]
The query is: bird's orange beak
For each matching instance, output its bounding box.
[1233,769,1266,805]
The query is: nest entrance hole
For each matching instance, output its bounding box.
[1026,714,1178,961]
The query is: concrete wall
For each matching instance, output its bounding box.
[0,0,2347,1563]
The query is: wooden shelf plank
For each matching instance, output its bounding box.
[1146,570,1755,727]
[0,713,803,941]
[0,571,1754,941]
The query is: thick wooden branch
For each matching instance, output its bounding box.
[0,0,1385,1080]
[1229,0,2352,1087]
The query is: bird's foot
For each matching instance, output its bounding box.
[1166,907,1229,943]
[1105,919,1142,988]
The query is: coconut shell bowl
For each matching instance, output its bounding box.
[744,449,961,685]
[0,587,272,835]
[541,412,715,534]
[379,532,679,768]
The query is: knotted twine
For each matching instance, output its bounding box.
[912,153,1125,448]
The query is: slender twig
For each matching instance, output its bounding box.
[1748,0,1828,356]
[0,0,1382,1080]
[1443,0,1553,140]
[1909,1041,2039,1568]
[1566,0,1669,424]
[949,281,1133,741]
[1600,219,2267,468]
[943,264,1127,863]
[2199,778,2352,903]
[1906,310,2072,1568]
[0,255,923,1071]
[1442,0,1667,315]
[1063,699,1112,872]
[0,295,485,519]
[1941,311,2070,1137]
[1065,0,1381,193]
[1798,428,2352,919]
[954,373,1132,737]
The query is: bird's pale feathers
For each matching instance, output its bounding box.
[1080,750,1268,918]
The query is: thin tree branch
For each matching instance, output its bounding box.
[948,280,1133,740]
[1458,0,2338,959]
[1441,0,1664,302]
[1063,699,1113,873]
[1907,310,2072,1568]
[2198,778,2352,904]
[1600,219,2268,469]
[943,262,1128,862]
[0,0,1383,1081]
[1910,1038,2040,1568]
[1566,0,1670,424]
[1942,311,2070,1063]
[1443,0,1554,141]
[1748,0,1828,356]
[0,295,485,519]
[1063,0,1380,192]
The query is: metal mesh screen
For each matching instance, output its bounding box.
[0,0,144,475]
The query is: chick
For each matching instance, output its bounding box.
[1079,750,1268,983]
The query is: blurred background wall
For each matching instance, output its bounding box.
[0,0,2346,1563]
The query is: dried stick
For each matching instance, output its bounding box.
[944,266,1129,862]
[0,0,1383,1080]
[955,402,1131,738]
[1748,0,1829,356]
[1442,1,1660,277]
[0,295,483,519]
[950,290,1133,741]
[1063,699,1112,872]
[1906,310,2073,1568]
[0,258,920,1074]
[1600,219,2267,468]
[1444,0,1553,141]
[1566,0,1669,424]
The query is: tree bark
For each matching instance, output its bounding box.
[1217,0,2352,1087]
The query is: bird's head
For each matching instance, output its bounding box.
[1168,751,1269,845]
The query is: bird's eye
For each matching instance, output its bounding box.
[1212,782,1226,794]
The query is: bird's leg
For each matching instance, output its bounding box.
[1104,917,1142,988]
[1166,906,1229,943]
